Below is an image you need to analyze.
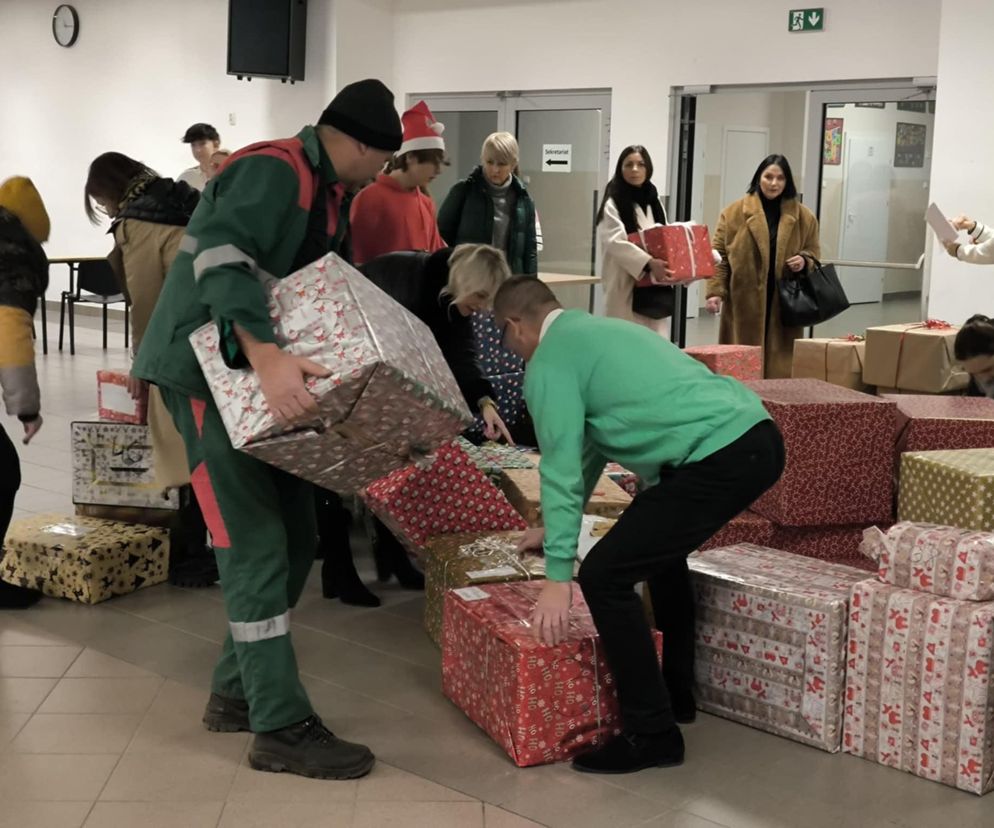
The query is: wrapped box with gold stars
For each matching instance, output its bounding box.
[0,513,168,604]
[898,449,994,532]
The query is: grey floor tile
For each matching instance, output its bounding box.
[0,677,58,713]
[0,801,93,828]
[0,645,81,677]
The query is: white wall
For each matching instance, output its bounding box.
[394,0,940,197]
[0,0,399,302]
[926,0,994,323]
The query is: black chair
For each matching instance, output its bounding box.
[58,259,129,355]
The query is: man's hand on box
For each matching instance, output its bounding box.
[516,527,545,556]
[253,345,330,426]
[531,580,572,646]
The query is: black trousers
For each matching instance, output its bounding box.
[0,424,19,542]
[577,419,786,734]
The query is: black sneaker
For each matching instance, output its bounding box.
[249,715,375,779]
[202,693,251,733]
[572,727,685,774]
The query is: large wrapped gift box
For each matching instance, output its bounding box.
[190,252,472,493]
[684,345,762,382]
[423,532,545,646]
[0,513,169,604]
[699,511,776,551]
[791,337,870,392]
[888,396,994,459]
[466,372,527,441]
[844,579,994,794]
[629,224,715,282]
[362,442,527,557]
[97,370,147,424]
[470,312,525,376]
[899,449,994,532]
[499,468,632,526]
[769,524,881,572]
[72,422,180,511]
[862,522,994,602]
[441,580,662,767]
[455,438,535,484]
[690,544,870,752]
[863,323,969,394]
[745,380,896,526]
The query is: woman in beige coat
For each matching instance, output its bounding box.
[596,145,678,336]
[85,153,217,587]
[705,154,820,378]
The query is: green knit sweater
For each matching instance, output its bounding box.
[525,310,770,581]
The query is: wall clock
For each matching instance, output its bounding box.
[53,4,79,48]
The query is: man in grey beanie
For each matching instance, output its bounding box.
[133,79,401,781]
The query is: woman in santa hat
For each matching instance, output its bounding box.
[349,101,447,265]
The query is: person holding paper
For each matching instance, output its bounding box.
[705,154,820,378]
[497,276,784,774]
[944,215,994,264]
[595,145,677,337]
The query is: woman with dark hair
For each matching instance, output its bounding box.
[705,154,820,378]
[595,145,677,336]
[955,314,994,396]
[84,152,217,587]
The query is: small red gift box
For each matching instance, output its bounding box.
[96,370,147,425]
[629,224,715,283]
[362,442,527,557]
[684,345,762,382]
[442,580,662,767]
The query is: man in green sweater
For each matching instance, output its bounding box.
[496,276,785,774]
[133,79,402,780]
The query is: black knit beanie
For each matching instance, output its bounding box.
[318,79,402,152]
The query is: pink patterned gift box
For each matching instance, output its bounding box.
[862,522,994,602]
[843,579,994,794]
[441,580,662,767]
[97,370,147,425]
[189,253,472,493]
[683,345,763,382]
[690,544,871,752]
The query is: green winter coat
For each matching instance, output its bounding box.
[437,166,538,275]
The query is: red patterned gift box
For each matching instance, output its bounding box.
[862,522,994,602]
[684,345,763,382]
[362,442,527,557]
[887,395,994,460]
[843,579,994,794]
[629,224,715,282]
[691,544,871,752]
[769,523,882,572]
[97,370,147,425]
[190,252,472,493]
[746,380,896,527]
[699,511,776,551]
[441,580,662,767]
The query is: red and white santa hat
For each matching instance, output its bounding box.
[397,101,445,156]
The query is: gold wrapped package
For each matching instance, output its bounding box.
[898,449,994,531]
[791,337,869,392]
[863,323,968,394]
[0,513,169,604]
[499,468,632,527]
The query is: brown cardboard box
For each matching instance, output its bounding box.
[791,337,869,392]
[863,323,968,394]
[499,468,632,526]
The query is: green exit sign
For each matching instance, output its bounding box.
[789,7,825,31]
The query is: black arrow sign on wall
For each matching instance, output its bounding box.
[545,159,568,166]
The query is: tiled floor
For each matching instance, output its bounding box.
[2,299,991,828]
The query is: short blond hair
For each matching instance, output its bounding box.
[481,132,519,167]
[444,244,512,307]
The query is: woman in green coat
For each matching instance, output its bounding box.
[437,132,539,275]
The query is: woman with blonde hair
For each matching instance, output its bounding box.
[438,132,538,275]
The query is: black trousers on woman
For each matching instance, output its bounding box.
[0,424,41,608]
[577,420,785,734]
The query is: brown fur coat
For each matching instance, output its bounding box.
[706,193,820,378]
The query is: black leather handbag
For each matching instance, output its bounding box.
[632,284,674,319]
[778,256,850,327]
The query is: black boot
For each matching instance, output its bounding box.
[202,692,251,733]
[370,518,424,591]
[249,715,375,779]
[0,579,42,609]
[168,487,218,588]
[572,727,685,774]
[670,687,697,725]
[317,490,380,607]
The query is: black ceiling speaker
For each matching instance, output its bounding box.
[228,0,307,83]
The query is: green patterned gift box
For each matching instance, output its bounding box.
[898,449,994,531]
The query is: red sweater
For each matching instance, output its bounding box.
[349,174,446,264]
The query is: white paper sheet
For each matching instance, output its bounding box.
[926,202,958,244]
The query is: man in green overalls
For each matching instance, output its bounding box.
[132,79,402,779]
